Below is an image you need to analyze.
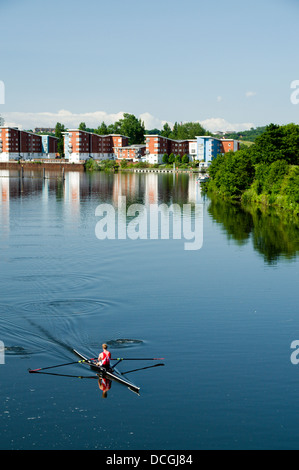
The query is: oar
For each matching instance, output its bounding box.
[29,370,99,379]
[122,363,165,375]
[28,357,97,373]
[113,357,165,361]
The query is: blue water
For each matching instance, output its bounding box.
[0,169,299,450]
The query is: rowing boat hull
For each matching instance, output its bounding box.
[73,349,140,395]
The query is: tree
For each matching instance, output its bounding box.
[168,153,175,164]
[162,153,169,164]
[182,154,189,164]
[55,122,66,158]
[79,122,87,131]
[209,151,255,198]
[161,123,172,138]
[168,122,207,140]
[171,122,179,139]
[178,122,207,139]
[96,122,108,135]
[249,123,299,165]
[114,113,145,145]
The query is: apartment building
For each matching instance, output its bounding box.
[0,127,58,162]
[145,134,240,164]
[145,135,192,164]
[221,139,240,153]
[114,144,146,162]
[196,137,222,163]
[63,130,129,163]
[41,135,58,159]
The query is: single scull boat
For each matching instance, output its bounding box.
[73,349,140,395]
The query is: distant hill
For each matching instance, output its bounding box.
[214,127,267,142]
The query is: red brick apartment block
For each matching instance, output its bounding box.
[64,130,129,162]
[0,127,57,161]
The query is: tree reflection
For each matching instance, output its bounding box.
[207,193,299,264]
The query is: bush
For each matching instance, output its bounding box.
[85,159,98,171]
[168,153,175,164]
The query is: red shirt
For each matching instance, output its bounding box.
[101,350,111,366]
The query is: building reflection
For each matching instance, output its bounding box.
[0,170,10,237]
[0,169,298,263]
[1,169,201,207]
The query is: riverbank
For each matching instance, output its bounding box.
[203,124,299,216]
[0,161,85,172]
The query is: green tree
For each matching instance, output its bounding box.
[120,159,128,169]
[209,151,255,198]
[114,113,145,145]
[170,122,179,139]
[161,123,172,138]
[96,122,108,135]
[168,122,207,140]
[55,122,66,158]
[168,153,175,164]
[162,153,169,164]
[182,154,189,164]
[79,122,87,131]
[107,123,116,134]
[249,123,299,165]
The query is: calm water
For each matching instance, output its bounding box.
[1,169,299,450]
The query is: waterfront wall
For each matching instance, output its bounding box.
[0,161,85,172]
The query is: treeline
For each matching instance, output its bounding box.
[215,126,267,142]
[53,114,146,156]
[78,113,145,145]
[53,115,209,158]
[205,123,299,214]
[80,118,208,141]
[159,121,208,140]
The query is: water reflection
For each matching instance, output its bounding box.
[0,169,298,264]
[0,170,203,205]
[207,194,299,264]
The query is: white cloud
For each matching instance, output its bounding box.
[199,117,255,133]
[2,109,127,130]
[2,109,174,132]
[2,110,255,134]
[245,91,257,98]
[139,112,173,130]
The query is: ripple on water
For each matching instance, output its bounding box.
[2,273,98,294]
[16,298,113,318]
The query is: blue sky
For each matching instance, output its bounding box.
[0,0,299,132]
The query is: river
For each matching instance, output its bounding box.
[0,169,299,450]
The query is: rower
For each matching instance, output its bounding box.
[97,343,112,370]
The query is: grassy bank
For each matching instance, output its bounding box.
[84,158,200,172]
[204,123,299,216]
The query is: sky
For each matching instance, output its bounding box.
[0,0,299,133]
